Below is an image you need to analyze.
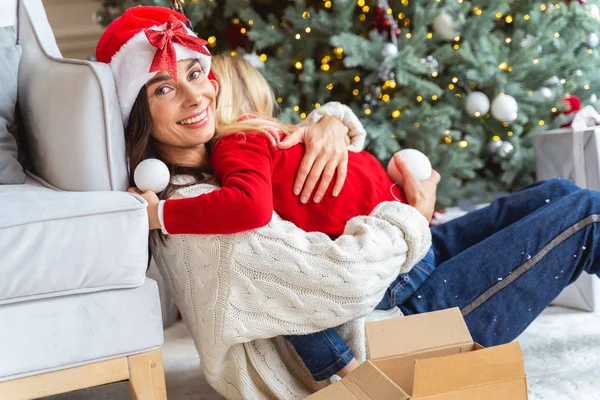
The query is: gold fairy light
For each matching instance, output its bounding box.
[416,95,423,102]
[585,84,590,90]
[492,135,501,141]
[260,54,267,61]
[459,140,468,148]
[382,94,390,101]
[362,5,370,12]
[432,95,438,100]
[302,11,311,18]
[406,33,412,39]
[295,61,303,70]
[248,20,254,25]
[365,108,371,115]
[392,110,401,118]
[293,105,300,111]
[324,1,332,8]
[354,76,361,82]
[415,122,421,127]
[357,0,365,6]
[508,131,514,136]
[499,62,508,70]
[524,14,530,20]
[277,97,283,103]
[505,15,513,23]
[352,89,359,95]
[506,38,512,43]
[539,120,545,126]
[240,28,247,34]
[427,32,433,39]
[496,12,502,18]
[295,33,301,39]
[305,27,311,33]
[300,113,307,119]
[327,83,334,90]
[321,64,330,71]
[444,136,453,144]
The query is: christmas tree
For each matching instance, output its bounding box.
[97,0,600,206]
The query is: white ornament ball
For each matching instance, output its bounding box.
[588,32,600,48]
[134,158,171,193]
[382,43,399,58]
[433,12,457,41]
[491,94,518,122]
[243,52,265,69]
[387,149,432,182]
[465,91,490,117]
[588,4,600,19]
[540,87,553,99]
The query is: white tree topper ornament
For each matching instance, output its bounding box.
[134,158,171,193]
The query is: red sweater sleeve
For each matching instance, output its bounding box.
[162,133,274,234]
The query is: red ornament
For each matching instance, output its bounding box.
[558,95,582,128]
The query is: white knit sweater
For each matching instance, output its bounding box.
[152,181,431,400]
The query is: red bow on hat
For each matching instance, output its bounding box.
[144,15,210,81]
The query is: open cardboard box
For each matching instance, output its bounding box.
[306,307,528,399]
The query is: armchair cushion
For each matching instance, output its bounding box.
[0,26,25,184]
[0,176,149,305]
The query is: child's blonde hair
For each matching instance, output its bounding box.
[211,53,296,139]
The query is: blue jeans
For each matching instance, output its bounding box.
[400,178,600,346]
[288,178,600,380]
[285,246,436,381]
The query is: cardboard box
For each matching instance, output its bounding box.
[306,307,527,399]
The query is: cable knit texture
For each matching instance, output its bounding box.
[152,180,431,399]
[301,101,367,152]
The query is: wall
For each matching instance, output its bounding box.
[42,0,104,60]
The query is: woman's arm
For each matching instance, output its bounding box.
[153,181,431,344]
[158,133,275,235]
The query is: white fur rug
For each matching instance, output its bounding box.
[43,306,600,400]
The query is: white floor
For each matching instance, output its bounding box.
[44,306,600,400]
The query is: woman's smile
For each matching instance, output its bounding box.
[177,107,209,128]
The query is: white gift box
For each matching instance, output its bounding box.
[533,105,600,312]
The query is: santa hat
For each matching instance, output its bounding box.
[96,6,215,125]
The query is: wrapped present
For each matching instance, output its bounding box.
[533,105,600,311]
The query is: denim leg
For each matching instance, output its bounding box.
[432,178,581,265]
[400,186,600,347]
[285,329,355,381]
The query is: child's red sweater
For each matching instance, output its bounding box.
[163,132,406,237]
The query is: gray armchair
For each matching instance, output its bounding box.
[0,0,166,398]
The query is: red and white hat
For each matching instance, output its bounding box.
[96,6,213,125]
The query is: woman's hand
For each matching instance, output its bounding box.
[392,153,441,223]
[277,115,350,203]
[127,187,161,230]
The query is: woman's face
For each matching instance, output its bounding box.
[146,58,218,150]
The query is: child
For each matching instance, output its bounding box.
[144,54,436,382]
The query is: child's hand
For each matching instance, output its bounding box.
[127,187,161,230]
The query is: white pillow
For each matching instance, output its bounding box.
[0,0,17,28]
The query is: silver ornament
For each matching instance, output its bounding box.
[588,33,600,48]
[382,43,399,58]
[498,142,515,158]
[420,55,439,74]
[540,87,553,99]
[488,139,504,153]
[520,34,535,48]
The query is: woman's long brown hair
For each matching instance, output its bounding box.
[125,87,214,244]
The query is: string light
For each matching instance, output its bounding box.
[454,36,460,42]
[533,59,539,64]
[539,120,545,126]
[248,20,254,25]
[589,49,594,54]
[496,12,502,18]
[415,122,421,127]
[334,47,344,55]
[432,95,438,100]
[260,54,267,61]
[208,36,216,44]
[365,108,372,115]
[401,0,409,5]
[398,12,405,19]
[493,135,501,141]
[230,51,237,56]
[295,61,303,70]
[459,140,468,148]
[300,113,307,119]
[585,84,591,90]
[353,89,359,95]
[444,137,452,144]
[508,131,514,136]
[354,76,361,82]
[322,56,331,63]
[315,103,321,108]
[554,32,560,38]
[503,122,509,127]
[499,62,508,70]
[240,28,247,34]
[321,64,330,71]
[505,15,513,23]
[357,0,365,6]
[302,11,311,18]
[362,5,370,12]
[416,95,423,102]
[427,32,433,39]
[327,83,334,90]
[452,77,458,83]
[387,8,392,14]
[453,44,460,50]
[233,18,240,24]
[406,33,412,39]
[293,105,300,111]
[392,110,401,118]
[560,78,566,84]
[382,94,390,101]
[541,4,547,11]
[475,112,481,117]
[305,27,311,33]
[472,7,482,15]
[359,14,367,21]
[449,83,455,90]
[277,97,283,103]
[432,72,438,77]
[506,38,512,43]
[524,14,530,20]
[324,1,332,8]
[295,33,301,39]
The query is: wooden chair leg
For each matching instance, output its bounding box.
[127,349,167,400]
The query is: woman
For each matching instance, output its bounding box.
[98,6,600,400]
